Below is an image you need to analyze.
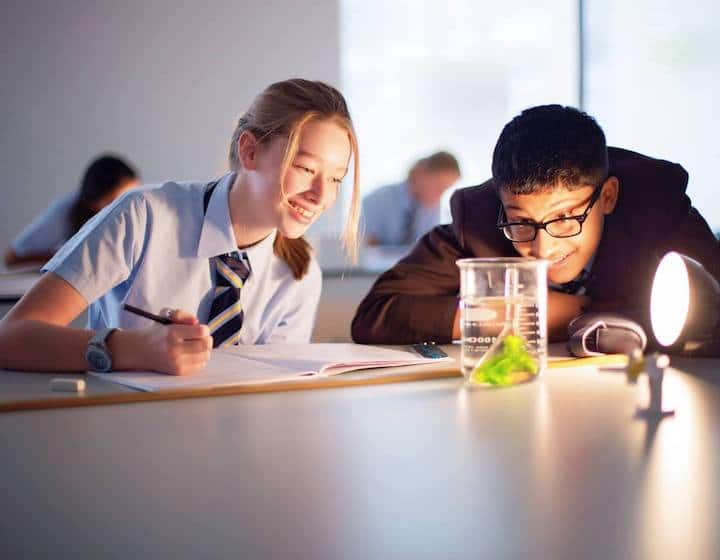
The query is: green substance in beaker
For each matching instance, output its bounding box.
[471,334,539,386]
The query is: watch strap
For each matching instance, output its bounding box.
[86,328,118,372]
[89,327,118,351]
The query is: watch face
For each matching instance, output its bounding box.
[87,348,112,372]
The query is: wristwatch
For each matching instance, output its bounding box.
[85,328,119,372]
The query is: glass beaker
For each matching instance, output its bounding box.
[457,258,548,386]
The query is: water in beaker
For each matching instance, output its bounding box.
[457,258,548,386]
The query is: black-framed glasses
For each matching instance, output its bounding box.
[497,182,605,243]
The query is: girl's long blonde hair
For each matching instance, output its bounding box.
[228,79,360,279]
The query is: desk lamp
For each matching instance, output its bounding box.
[650,252,720,355]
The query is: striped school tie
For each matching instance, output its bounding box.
[208,252,251,348]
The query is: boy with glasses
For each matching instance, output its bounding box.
[352,105,720,345]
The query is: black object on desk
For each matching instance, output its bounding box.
[568,313,647,356]
[411,343,449,359]
[122,304,173,325]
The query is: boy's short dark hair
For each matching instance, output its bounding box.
[491,105,608,194]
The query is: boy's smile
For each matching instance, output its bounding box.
[498,178,619,285]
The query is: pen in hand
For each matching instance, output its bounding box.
[122,303,173,325]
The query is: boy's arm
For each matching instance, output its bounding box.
[448,290,590,342]
[351,224,592,344]
[351,224,466,344]
[546,291,590,341]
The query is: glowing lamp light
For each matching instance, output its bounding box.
[650,252,720,354]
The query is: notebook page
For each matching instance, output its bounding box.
[220,343,452,376]
[91,352,310,392]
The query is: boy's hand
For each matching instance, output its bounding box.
[111,309,213,375]
[548,290,590,342]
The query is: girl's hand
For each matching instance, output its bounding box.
[112,309,213,375]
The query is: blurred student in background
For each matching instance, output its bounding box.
[4,155,139,266]
[362,151,460,247]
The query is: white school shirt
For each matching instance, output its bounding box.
[43,173,322,343]
[11,191,78,257]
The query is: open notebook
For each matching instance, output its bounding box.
[92,343,454,392]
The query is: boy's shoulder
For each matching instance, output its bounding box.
[605,147,692,246]
[607,147,689,216]
[447,180,509,254]
[607,147,687,187]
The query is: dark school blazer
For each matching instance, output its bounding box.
[351,147,720,346]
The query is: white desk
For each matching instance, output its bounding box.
[2,348,720,559]
[0,271,40,303]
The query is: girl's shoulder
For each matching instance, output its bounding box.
[136,180,206,202]
[122,180,208,217]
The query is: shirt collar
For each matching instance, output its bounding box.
[241,228,277,275]
[197,172,238,259]
[196,171,278,272]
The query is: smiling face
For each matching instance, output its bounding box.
[498,178,619,284]
[233,117,352,244]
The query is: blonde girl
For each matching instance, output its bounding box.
[0,79,360,375]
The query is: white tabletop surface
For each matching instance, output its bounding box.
[2,346,720,559]
[0,270,41,301]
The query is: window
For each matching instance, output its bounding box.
[341,0,579,201]
[585,0,720,231]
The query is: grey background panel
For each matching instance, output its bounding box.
[0,0,341,253]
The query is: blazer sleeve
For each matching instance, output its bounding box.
[351,223,468,344]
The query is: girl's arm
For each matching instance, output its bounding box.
[0,273,212,374]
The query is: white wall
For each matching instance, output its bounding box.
[0,0,340,251]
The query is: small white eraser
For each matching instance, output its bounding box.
[50,378,86,393]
